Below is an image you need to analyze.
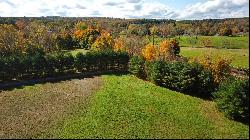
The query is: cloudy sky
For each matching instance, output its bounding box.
[0,0,249,19]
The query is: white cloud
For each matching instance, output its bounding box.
[177,0,249,19]
[0,0,248,19]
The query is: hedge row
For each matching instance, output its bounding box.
[129,56,216,98]
[0,50,129,82]
[213,77,249,123]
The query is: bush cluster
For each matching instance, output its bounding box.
[213,77,249,123]
[128,56,146,79]
[0,50,129,82]
[128,56,215,98]
[145,61,215,98]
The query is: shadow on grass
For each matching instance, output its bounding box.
[0,70,129,91]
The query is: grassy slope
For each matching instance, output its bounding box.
[180,47,249,68]
[58,75,249,139]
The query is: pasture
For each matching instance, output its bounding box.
[180,47,249,68]
[178,36,249,49]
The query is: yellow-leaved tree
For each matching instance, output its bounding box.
[91,31,114,51]
[190,54,232,84]
[141,44,157,61]
[113,37,125,52]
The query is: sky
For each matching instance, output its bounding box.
[0,0,249,20]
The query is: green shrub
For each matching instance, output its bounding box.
[128,56,146,79]
[145,61,215,98]
[56,34,75,50]
[75,52,87,72]
[0,50,129,83]
[213,78,249,123]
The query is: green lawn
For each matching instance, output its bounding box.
[57,75,249,139]
[180,47,249,68]
[177,36,249,49]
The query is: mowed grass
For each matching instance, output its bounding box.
[58,75,249,139]
[180,47,249,68]
[177,36,249,49]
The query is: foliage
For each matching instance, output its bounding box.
[128,56,146,79]
[116,35,148,56]
[145,61,215,98]
[0,24,20,56]
[0,51,129,82]
[158,39,180,61]
[141,44,157,61]
[113,37,125,52]
[91,32,114,51]
[213,77,249,123]
[73,27,100,49]
[190,54,231,84]
[24,21,58,53]
[57,31,75,50]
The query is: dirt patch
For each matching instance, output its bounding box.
[0,76,102,139]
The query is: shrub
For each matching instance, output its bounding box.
[75,52,87,72]
[145,61,215,98]
[128,56,146,79]
[56,33,75,50]
[213,78,249,123]
[190,54,231,84]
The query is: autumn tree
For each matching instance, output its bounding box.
[157,39,180,61]
[73,21,100,49]
[113,37,125,52]
[141,44,157,61]
[24,21,58,53]
[91,31,114,51]
[219,26,232,36]
[0,24,20,56]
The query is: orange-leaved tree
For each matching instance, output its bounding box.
[157,39,180,61]
[141,44,157,61]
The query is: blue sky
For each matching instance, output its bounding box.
[0,0,249,19]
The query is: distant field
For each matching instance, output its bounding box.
[180,47,249,68]
[151,36,249,49]
[65,49,89,56]
[177,36,249,49]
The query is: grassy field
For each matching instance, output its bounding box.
[180,47,249,68]
[177,36,249,49]
[58,75,249,139]
[150,36,249,49]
